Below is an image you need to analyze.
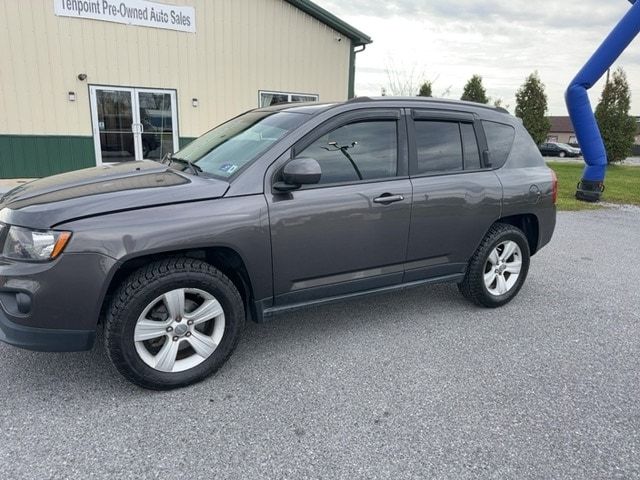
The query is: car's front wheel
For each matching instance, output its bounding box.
[558,151,566,158]
[458,223,530,308]
[105,258,244,390]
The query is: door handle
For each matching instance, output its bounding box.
[373,194,404,205]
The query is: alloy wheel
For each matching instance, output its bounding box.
[483,241,522,296]
[134,288,225,373]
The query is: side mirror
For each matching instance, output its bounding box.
[274,157,322,192]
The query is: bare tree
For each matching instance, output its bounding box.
[384,60,450,99]
[385,61,423,96]
[439,85,453,98]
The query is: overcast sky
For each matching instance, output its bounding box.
[314,0,640,115]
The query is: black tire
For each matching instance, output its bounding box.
[458,223,530,308]
[558,151,566,158]
[104,258,244,390]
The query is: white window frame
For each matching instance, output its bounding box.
[89,85,179,165]
[258,90,319,108]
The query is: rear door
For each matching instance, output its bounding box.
[266,109,412,305]
[404,109,502,282]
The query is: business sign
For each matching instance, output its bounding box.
[54,0,196,33]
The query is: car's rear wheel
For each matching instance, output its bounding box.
[558,151,566,158]
[104,258,244,390]
[458,223,530,308]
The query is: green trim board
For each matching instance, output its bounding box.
[284,0,372,46]
[0,135,198,179]
[0,135,95,178]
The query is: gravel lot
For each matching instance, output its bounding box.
[1,209,639,480]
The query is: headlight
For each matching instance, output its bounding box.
[1,226,72,262]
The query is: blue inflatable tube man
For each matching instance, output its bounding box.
[566,0,640,202]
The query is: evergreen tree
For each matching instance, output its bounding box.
[515,72,551,145]
[595,67,637,163]
[461,75,489,104]
[418,81,433,97]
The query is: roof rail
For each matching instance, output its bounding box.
[346,96,373,103]
[343,96,512,115]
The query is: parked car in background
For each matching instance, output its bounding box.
[0,97,557,390]
[539,142,581,158]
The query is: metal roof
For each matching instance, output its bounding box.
[284,0,372,46]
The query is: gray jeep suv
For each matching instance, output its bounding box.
[0,98,556,389]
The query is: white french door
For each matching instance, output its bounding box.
[90,86,179,165]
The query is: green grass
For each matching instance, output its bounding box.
[547,161,640,211]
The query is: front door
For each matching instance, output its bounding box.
[266,109,412,306]
[90,86,179,164]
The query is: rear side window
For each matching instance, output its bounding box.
[414,121,463,174]
[299,120,398,185]
[461,123,481,170]
[482,121,515,168]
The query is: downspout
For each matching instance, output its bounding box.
[566,0,640,202]
[348,42,366,99]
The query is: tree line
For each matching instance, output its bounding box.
[416,69,636,163]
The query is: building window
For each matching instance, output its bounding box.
[569,135,577,144]
[259,90,319,107]
[547,135,559,142]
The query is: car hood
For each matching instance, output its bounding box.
[0,161,230,229]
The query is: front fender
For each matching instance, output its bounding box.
[60,195,273,302]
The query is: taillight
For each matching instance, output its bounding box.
[551,169,558,204]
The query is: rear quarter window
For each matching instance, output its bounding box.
[482,121,515,169]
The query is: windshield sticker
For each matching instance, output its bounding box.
[219,163,239,174]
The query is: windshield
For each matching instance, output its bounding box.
[172,111,305,178]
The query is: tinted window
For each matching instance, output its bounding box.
[482,121,515,168]
[175,111,303,178]
[299,121,397,184]
[414,121,463,174]
[461,123,481,170]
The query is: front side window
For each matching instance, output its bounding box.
[260,91,319,107]
[298,120,398,185]
[173,111,305,178]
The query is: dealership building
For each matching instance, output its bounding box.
[0,0,371,178]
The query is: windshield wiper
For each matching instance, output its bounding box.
[161,153,202,176]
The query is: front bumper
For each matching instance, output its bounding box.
[0,252,117,352]
[0,308,95,351]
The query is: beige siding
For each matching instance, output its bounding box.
[0,0,351,137]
